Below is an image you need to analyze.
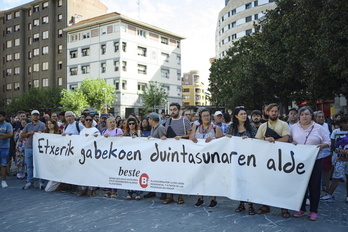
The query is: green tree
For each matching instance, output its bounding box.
[60,89,88,115]
[138,81,168,113]
[79,78,116,112]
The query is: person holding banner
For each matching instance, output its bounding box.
[190,109,223,208]
[291,106,330,221]
[227,106,257,215]
[255,103,291,218]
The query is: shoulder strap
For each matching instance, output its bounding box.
[183,117,186,134]
[75,121,80,133]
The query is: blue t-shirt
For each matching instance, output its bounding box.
[0,122,13,148]
[23,121,46,149]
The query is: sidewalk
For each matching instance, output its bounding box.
[1,176,347,232]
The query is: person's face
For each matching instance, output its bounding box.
[191,114,197,122]
[116,116,121,122]
[107,119,116,128]
[21,120,28,128]
[299,109,312,125]
[340,121,348,131]
[31,113,40,121]
[19,113,26,120]
[251,114,261,124]
[170,106,180,118]
[119,120,124,128]
[335,115,341,122]
[80,115,85,123]
[201,111,211,124]
[47,121,54,130]
[51,113,58,120]
[94,115,100,123]
[65,113,74,123]
[214,114,222,123]
[101,117,107,122]
[235,110,247,122]
[148,118,153,126]
[85,116,93,127]
[128,121,136,130]
[268,107,279,121]
[315,113,325,125]
[184,111,191,120]
[288,110,298,122]
[141,119,148,128]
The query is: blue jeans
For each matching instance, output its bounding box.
[0,148,9,166]
[25,149,34,183]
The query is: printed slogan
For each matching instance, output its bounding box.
[33,134,319,211]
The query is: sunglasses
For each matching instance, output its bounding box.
[85,119,93,121]
[128,123,135,125]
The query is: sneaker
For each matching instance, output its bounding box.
[320,193,334,202]
[110,193,117,199]
[293,211,307,218]
[194,198,204,207]
[306,198,310,205]
[39,183,45,190]
[22,182,33,190]
[208,200,217,208]
[309,212,318,221]
[126,195,132,200]
[135,195,142,200]
[1,180,8,188]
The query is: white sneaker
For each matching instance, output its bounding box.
[306,198,310,205]
[1,180,8,188]
[22,182,33,190]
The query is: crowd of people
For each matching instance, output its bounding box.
[0,102,347,222]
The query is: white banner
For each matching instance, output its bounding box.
[33,134,319,211]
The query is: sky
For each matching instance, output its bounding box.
[1,0,224,86]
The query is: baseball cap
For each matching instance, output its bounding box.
[31,110,40,115]
[214,111,223,116]
[148,112,160,120]
[100,113,108,118]
[289,107,298,113]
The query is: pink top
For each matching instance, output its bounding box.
[290,122,330,159]
[102,128,123,137]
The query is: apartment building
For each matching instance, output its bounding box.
[182,70,207,107]
[0,0,107,106]
[64,12,185,117]
[215,0,276,58]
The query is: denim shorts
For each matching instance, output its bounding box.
[0,148,10,166]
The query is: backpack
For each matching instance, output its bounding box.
[64,121,81,133]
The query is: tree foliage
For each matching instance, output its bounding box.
[209,0,348,111]
[4,87,62,114]
[60,89,88,115]
[138,81,168,113]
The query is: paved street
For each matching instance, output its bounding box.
[1,176,347,232]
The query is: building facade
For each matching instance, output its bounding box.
[65,12,184,118]
[182,70,207,107]
[215,0,276,58]
[0,0,107,106]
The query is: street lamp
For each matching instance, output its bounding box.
[102,88,107,113]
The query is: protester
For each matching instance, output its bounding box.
[140,118,151,137]
[117,119,124,131]
[291,106,330,221]
[190,109,223,208]
[21,110,45,189]
[14,119,29,179]
[287,107,298,129]
[96,113,108,133]
[250,110,262,129]
[213,111,229,134]
[0,111,13,188]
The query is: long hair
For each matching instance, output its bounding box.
[44,119,60,134]
[231,107,252,134]
[124,117,138,135]
[140,118,151,131]
[198,109,210,125]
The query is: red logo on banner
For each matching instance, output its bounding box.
[139,173,149,188]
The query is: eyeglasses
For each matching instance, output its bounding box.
[128,123,135,125]
[235,106,245,109]
[85,119,93,122]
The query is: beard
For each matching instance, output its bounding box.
[252,119,260,124]
[269,116,278,121]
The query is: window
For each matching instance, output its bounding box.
[138,64,147,74]
[161,69,169,78]
[246,29,252,35]
[33,5,39,12]
[58,77,63,86]
[122,80,127,90]
[28,23,32,31]
[246,16,252,22]
[161,37,168,45]
[177,41,180,49]
[231,34,237,40]
[6,27,12,34]
[28,9,32,16]
[14,67,20,75]
[70,34,78,42]
[42,79,49,87]
[28,51,32,59]
[138,46,147,57]
[115,81,119,90]
[14,11,20,18]
[177,72,181,81]
[101,27,107,35]
[14,38,20,46]
[58,29,63,38]
[42,2,49,10]
[14,53,20,60]
[161,53,169,62]
[122,61,127,71]
[42,31,49,39]
[254,14,258,20]
[58,0,63,7]
[70,67,77,75]
[42,16,49,24]
[138,83,146,91]
[14,82,20,90]
[6,83,12,91]
[33,33,39,42]
[6,68,12,76]
[176,55,181,65]
[101,44,106,54]
[231,9,236,15]
[34,19,40,26]
[33,80,39,88]
[122,42,127,52]
[42,46,48,55]
[58,61,63,70]
[114,42,119,52]
[58,44,63,54]
[6,40,12,48]
[58,14,63,22]
[137,29,146,38]
[28,66,32,74]
[82,48,90,56]
[81,65,90,74]
[28,37,32,45]
[6,54,12,62]
[177,87,182,93]
[33,63,40,72]
[101,63,106,73]
[6,14,12,21]
[70,50,77,58]
[246,3,252,9]
[33,48,39,56]
[254,1,258,7]
[14,24,20,32]
[114,61,119,71]
[82,32,90,39]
